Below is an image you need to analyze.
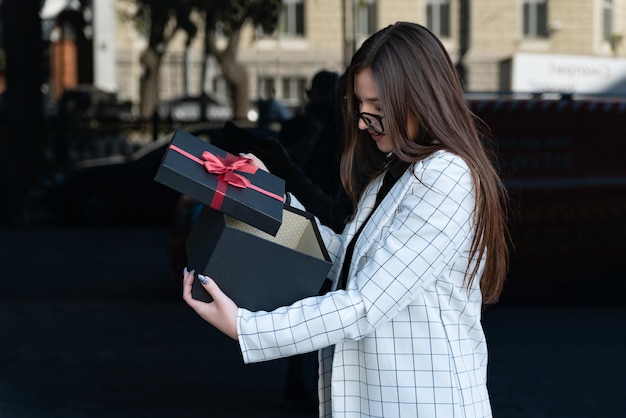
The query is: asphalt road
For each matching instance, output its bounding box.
[1,225,625,417]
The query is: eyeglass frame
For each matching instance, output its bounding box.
[353,110,385,135]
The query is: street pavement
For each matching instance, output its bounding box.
[1,225,625,418]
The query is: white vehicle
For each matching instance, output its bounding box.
[160,93,234,122]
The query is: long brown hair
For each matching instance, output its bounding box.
[341,22,509,304]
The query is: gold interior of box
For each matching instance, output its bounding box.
[225,209,325,260]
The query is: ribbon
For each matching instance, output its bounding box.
[168,144,284,210]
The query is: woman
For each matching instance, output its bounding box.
[183,21,509,417]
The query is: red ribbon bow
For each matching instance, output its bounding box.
[201,151,258,189]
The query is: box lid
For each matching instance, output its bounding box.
[155,129,285,235]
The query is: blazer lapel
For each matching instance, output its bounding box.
[330,177,381,291]
[348,169,413,274]
[344,176,382,239]
[335,169,412,289]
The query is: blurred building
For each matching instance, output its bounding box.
[42,0,626,115]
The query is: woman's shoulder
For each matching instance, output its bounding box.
[404,150,474,198]
[411,150,470,176]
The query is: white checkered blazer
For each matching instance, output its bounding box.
[237,150,492,417]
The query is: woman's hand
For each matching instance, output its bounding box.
[240,152,269,172]
[182,268,239,340]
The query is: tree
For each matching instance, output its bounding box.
[196,0,282,120]
[127,0,281,121]
[122,0,197,119]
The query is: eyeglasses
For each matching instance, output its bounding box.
[353,110,385,135]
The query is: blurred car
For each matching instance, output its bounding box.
[159,93,235,122]
[255,98,293,127]
[158,93,275,124]
[42,124,228,227]
[57,84,134,121]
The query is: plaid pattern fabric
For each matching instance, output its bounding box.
[237,150,492,417]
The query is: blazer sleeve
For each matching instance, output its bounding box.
[237,152,477,363]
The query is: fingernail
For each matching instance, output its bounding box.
[197,274,209,285]
[183,267,188,274]
[190,269,195,275]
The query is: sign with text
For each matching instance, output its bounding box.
[503,52,626,94]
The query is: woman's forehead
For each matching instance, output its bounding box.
[353,69,380,103]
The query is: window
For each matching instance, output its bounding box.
[603,0,613,41]
[278,0,305,37]
[282,77,307,103]
[523,0,548,38]
[426,0,450,38]
[259,77,276,100]
[354,0,377,40]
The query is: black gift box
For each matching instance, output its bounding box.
[154,128,285,236]
[186,205,332,311]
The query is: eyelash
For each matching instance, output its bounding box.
[355,101,382,114]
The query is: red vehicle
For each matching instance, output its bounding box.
[468,93,626,304]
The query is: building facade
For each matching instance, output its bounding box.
[112,0,626,114]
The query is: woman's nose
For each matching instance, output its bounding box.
[357,117,368,131]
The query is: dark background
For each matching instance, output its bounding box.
[1,226,624,418]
